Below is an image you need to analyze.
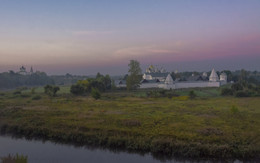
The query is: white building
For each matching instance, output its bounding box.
[220,72,227,85]
[116,67,228,90]
[18,66,27,75]
[209,68,219,82]
[144,68,226,90]
[143,65,169,82]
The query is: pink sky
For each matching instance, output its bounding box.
[0,0,260,75]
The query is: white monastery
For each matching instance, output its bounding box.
[116,65,227,89]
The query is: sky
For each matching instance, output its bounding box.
[0,0,260,75]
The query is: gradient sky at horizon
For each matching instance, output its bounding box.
[0,0,260,75]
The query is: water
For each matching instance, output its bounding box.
[0,135,246,163]
[0,135,179,163]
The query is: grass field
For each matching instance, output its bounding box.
[0,86,259,160]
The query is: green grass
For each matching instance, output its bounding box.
[22,86,71,95]
[0,88,259,159]
[174,87,221,97]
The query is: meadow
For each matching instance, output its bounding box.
[0,86,259,160]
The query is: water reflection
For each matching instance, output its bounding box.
[0,135,244,163]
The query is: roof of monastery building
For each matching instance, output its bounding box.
[209,69,219,81]
[165,74,174,84]
[144,72,169,77]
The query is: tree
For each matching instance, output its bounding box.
[44,85,60,97]
[70,84,85,95]
[221,88,233,96]
[96,72,103,79]
[91,88,101,100]
[231,83,243,92]
[126,60,142,90]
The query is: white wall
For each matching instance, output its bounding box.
[175,82,220,89]
[140,81,221,90]
[140,83,160,89]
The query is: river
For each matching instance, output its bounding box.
[0,135,244,163]
[0,135,179,163]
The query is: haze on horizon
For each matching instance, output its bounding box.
[0,0,260,75]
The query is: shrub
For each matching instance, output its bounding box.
[20,94,31,98]
[70,84,85,95]
[31,88,36,94]
[189,90,197,99]
[221,88,233,96]
[230,105,239,114]
[231,83,243,92]
[32,95,41,100]
[13,91,21,95]
[166,91,178,98]
[235,91,249,97]
[44,85,60,97]
[91,88,101,100]
[146,90,167,98]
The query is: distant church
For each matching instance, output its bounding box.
[143,65,168,81]
[18,66,34,75]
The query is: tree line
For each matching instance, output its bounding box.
[221,69,260,97]
[70,73,113,99]
[0,71,54,89]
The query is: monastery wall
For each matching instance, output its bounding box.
[140,83,160,89]
[175,81,220,89]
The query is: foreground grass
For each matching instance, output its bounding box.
[0,90,259,160]
[1,154,27,163]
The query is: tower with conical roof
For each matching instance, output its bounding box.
[165,74,174,84]
[209,69,219,82]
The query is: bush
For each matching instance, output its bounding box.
[231,83,243,92]
[146,90,169,98]
[32,95,41,100]
[235,91,249,97]
[189,90,197,99]
[20,94,31,98]
[91,88,101,100]
[221,88,233,96]
[13,91,21,95]
[230,105,239,114]
[166,91,178,99]
[70,84,85,95]
[31,88,36,94]
[44,85,60,97]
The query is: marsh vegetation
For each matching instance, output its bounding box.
[0,86,259,160]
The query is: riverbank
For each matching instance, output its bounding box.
[0,90,259,160]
